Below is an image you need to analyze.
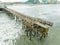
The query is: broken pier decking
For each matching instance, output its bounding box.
[4,7,53,40]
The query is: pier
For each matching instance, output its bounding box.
[0,5,53,40]
[0,3,60,45]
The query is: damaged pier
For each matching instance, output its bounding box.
[1,6,53,40]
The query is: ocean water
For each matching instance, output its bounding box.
[0,4,60,45]
[0,11,23,45]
